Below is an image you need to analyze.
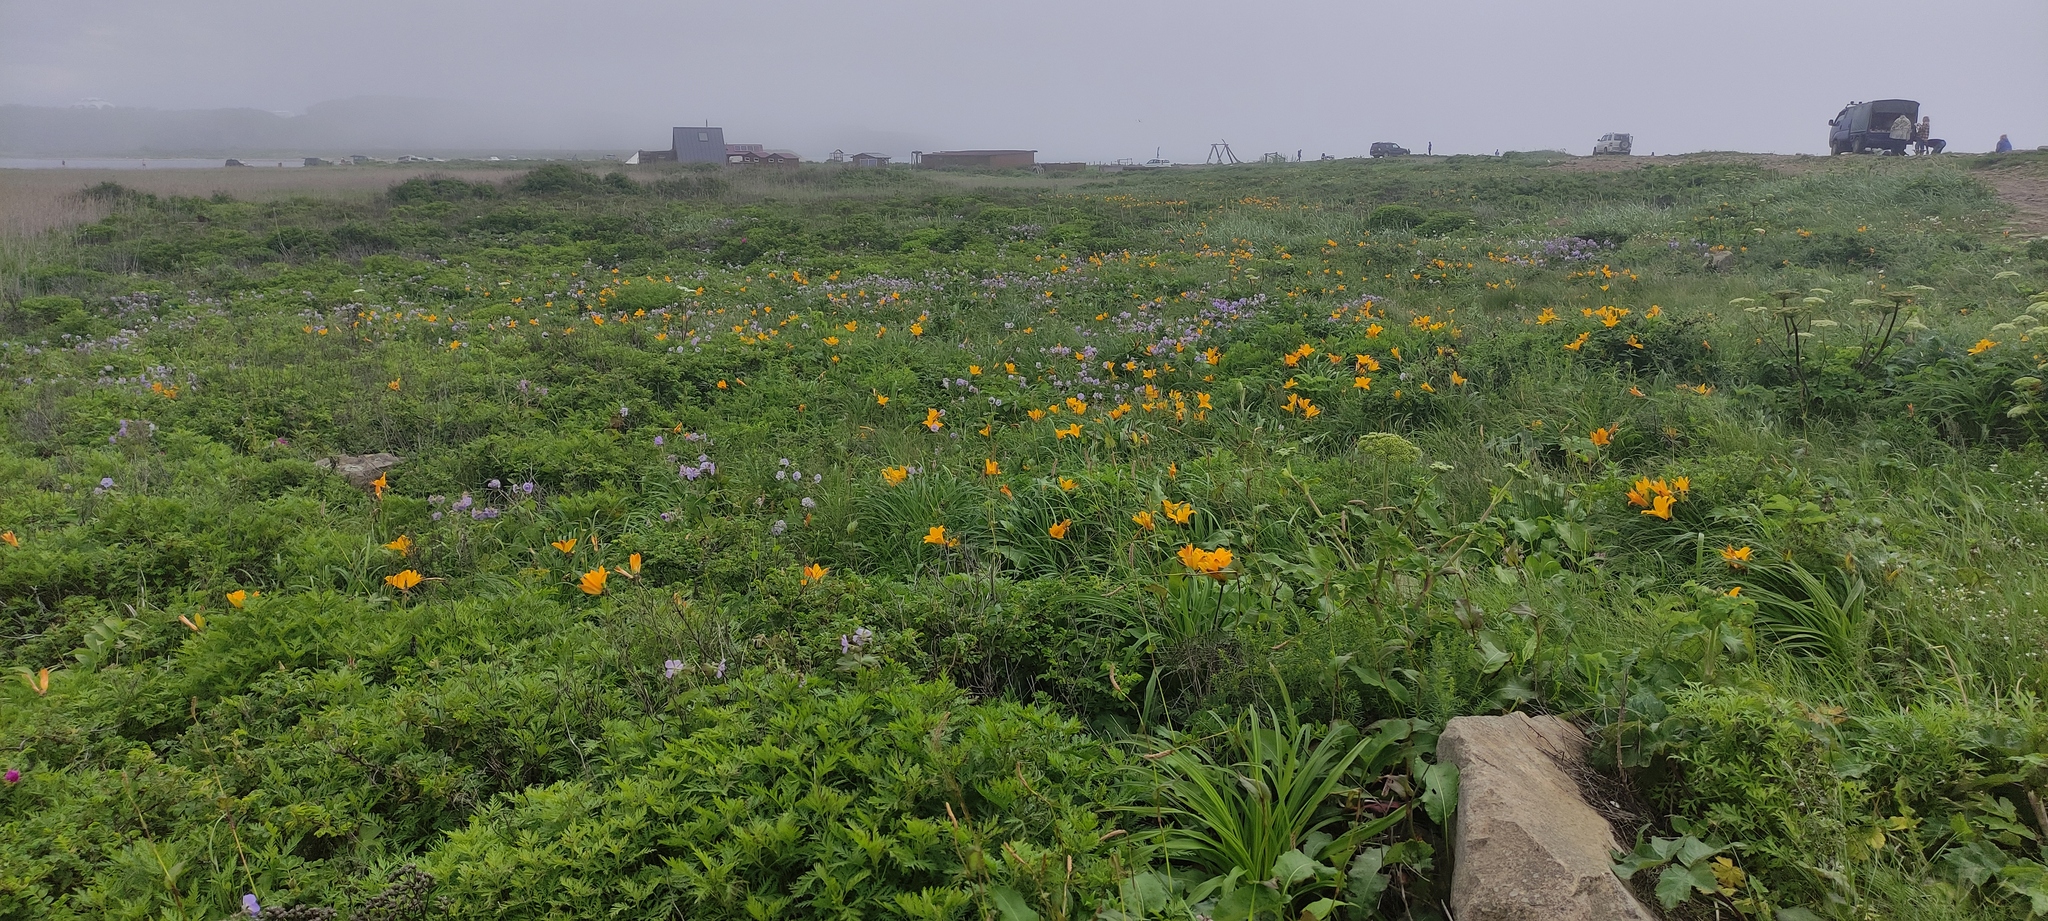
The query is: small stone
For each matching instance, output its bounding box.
[313,453,404,489]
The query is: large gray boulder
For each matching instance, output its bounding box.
[1439,713,1657,921]
[313,452,403,489]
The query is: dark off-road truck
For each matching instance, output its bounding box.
[1829,99,1918,154]
[1369,142,1410,158]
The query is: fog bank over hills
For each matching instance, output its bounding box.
[5,0,2043,161]
[0,97,656,158]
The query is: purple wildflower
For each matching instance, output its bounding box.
[663,659,684,679]
[4,769,19,784]
[714,659,727,679]
[770,519,786,535]
[487,479,501,489]
[243,894,261,917]
[520,481,535,495]
[653,435,664,446]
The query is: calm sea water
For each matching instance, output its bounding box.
[0,158,305,170]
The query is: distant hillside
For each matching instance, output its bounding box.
[0,98,642,157]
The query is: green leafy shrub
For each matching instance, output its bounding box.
[1365,204,1425,230]
[427,667,1133,921]
[386,177,497,204]
[517,165,615,195]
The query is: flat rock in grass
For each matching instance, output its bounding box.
[313,452,403,489]
[1439,713,1657,921]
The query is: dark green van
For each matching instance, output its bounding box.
[1828,99,1919,154]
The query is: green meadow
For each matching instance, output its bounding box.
[3,151,2048,920]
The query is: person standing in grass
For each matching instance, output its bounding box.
[1914,117,1932,155]
[1889,114,1914,153]
[1996,134,2014,152]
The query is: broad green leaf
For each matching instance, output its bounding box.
[989,886,1039,921]
[1271,848,1322,886]
[1941,839,2009,889]
[1120,871,1172,914]
[1552,518,1591,555]
[1997,861,2048,915]
[1652,861,1715,909]
[1674,836,1721,867]
[1347,847,1390,908]
[1210,883,1285,921]
[1420,762,1459,828]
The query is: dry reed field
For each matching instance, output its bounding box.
[0,161,1083,244]
[0,165,524,239]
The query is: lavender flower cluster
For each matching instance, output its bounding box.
[664,658,726,679]
[773,457,822,485]
[1017,293,1270,409]
[1538,236,1613,262]
[109,418,156,445]
[427,480,533,520]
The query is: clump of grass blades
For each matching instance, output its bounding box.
[1128,703,1411,887]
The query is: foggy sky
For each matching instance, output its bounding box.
[3,0,2044,160]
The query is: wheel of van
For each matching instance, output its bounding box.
[1829,139,1844,155]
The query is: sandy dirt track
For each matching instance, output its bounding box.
[1981,169,2048,234]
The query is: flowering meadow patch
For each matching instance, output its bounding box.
[2,155,2046,921]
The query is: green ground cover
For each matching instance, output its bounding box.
[3,153,2048,920]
